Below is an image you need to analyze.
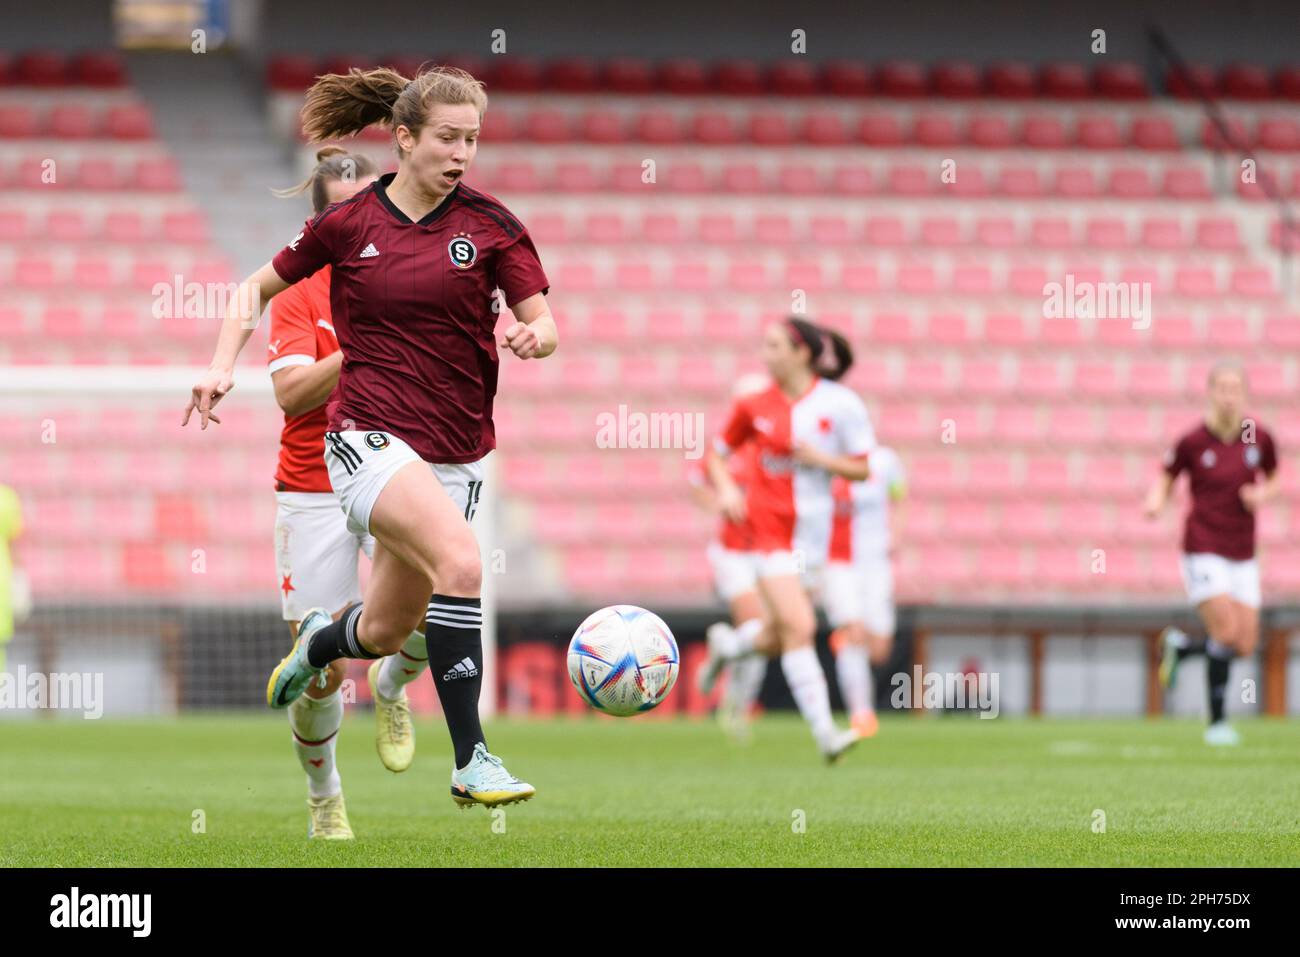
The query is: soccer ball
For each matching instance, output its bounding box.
[567,605,680,716]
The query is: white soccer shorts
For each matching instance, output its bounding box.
[822,557,896,637]
[707,543,761,602]
[323,430,485,537]
[273,491,374,622]
[1180,552,1261,609]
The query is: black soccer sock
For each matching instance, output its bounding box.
[305,604,380,668]
[426,594,486,769]
[1207,645,1232,725]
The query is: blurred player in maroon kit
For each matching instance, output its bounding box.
[186,66,555,809]
[1144,361,1280,745]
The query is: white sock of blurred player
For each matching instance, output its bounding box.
[375,631,428,700]
[780,646,837,745]
[289,689,343,798]
[835,642,873,719]
[718,619,767,737]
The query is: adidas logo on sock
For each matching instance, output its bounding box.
[442,657,479,681]
[359,242,380,259]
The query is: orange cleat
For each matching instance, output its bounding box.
[851,710,880,739]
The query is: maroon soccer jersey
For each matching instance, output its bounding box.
[271,173,549,463]
[1163,421,1278,560]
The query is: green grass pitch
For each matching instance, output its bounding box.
[1,713,1296,866]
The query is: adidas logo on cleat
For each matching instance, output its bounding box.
[442,657,478,681]
[359,242,380,258]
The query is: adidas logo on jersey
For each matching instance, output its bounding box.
[359,243,380,259]
[442,657,478,681]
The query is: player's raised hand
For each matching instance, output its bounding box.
[718,484,746,524]
[499,321,541,359]
[183,368,232,430]
[1239,483,1263,513]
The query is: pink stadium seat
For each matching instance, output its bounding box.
[664,162,710,192]
[134,157,181,191]
[104,105,154,139]
[691,111,741,145]
[951,265,994,295]
[967,114,1014,147]
[1194,217,1242,250]
[1130,115,1181,150]
[1150,314,1198,349]
[947,502,997,539]
[1256,117,1300,150]
[48,103,95,138]
[804,112,849,145]
[1002,501,1056,541]
[1173,265,1218,298]
[973,217,1018,248]
[874,403,927,443]
[1140,217,1186,250]
[929,312,971,344]
[965,454,1017,495]
[992,405,1041,443]
[895,263,938,295]
[887,164,931,195]
[0,105,39,137]
[1073,361,1120,398]
[828,164,873,195]
[1085,216,1131,248]
[913,113,960,147]
[863,216,907,248]
[1046,407,1099,445]
[719,162,764,193]
[857,113,905,146]
[78,158,122,190]
[1108,166,1156,198]
[907,454,962,497]
[1022,456,1072,496]
[1030,216,1074,248]
[809,214,852,245]
[1022,114,1069,148]
[1106,408,1158,445]
[1230,266,1276,298]
[1054,166,1099,198]
[1162,165,1211,199]
[983,313,1027,346]
[749,112,794,145]
[1244,362,1289,398]
[1007,264,1048,297]
[1261,313,1300,348]
[1076,114,1123,149]
[919,216,963,247]
[1080,454,1136,497]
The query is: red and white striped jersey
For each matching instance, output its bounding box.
[829,445,907,563]
[715,378,875,559]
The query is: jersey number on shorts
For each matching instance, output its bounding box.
[464,480,484,523]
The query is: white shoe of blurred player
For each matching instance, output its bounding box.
[696,622,736,696]
[820,726,861,764]
[1203,722,1240,746]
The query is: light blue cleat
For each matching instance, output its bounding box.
[450,743,536,808]
[1203,722,1240,746]
[266,607,331,709]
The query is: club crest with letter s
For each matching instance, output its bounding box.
[365,432,390,450]
[448,232,477,268]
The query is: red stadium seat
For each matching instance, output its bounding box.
[986,61,1036,98]
[601,58,655,94]
[134,157,182,190]
[913,113,960,147]
[690,110,741,145]
[48,103,96,139]
[768,60,820,96]
[657,59,710,95]
[1256,117,1300,151]
[1053,166,1099,198]
[1221,63,1273,100]
[1108,166,1156,198]
[876,60,927,97]
[931,61,983,98]
[265,54,317,91]
[579,110,625,144]
[821,60,872,97]
[803,112,849,145]
[749,112,794,145]
[1162,165,1211,199]
[545,57,599,92]
[1094,62,1148,100]
[997,165,1043,197]
[104,105,154,139]
[1039,62,1091,99]
[1166,63,1218,99]
[1194,217,1242,250]
[857,113,905,146]
[14,50,68,86]
[1277,65,1300,100]
[1140,217,1187,250]
[713,59,765,96]
[71,51,127,87]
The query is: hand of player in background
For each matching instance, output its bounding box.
[717,484,746,524]
[1142,487,1164,519]
[182,368,232,429]
[499,321,542,359]
[791,441,827,470]
[1239,482,1264,513]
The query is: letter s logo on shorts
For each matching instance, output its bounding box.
[448,233,477,269]
[365,432,390,450]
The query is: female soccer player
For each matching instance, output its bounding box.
[823,445,907,739]
[702,318,873,761]
[268,146,431,839]
[185,66,556,807]
[689,373,774,741]
[1144,360,1279,745]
